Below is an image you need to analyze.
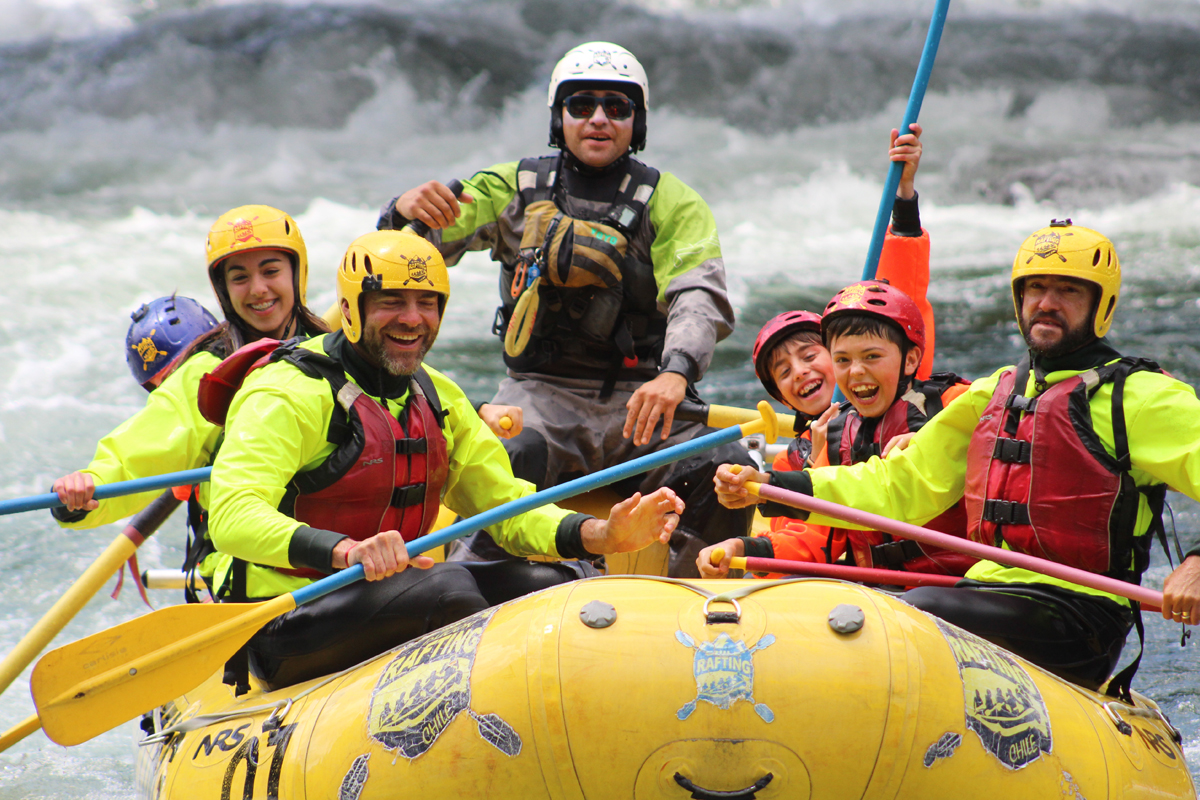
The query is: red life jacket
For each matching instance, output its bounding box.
[198,338,450,583]
[963,357,1165,582]
[825,374,976,575]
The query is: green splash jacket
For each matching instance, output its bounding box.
[206,335,575,599]
[56,352,222,529]
[805,361,1200,605]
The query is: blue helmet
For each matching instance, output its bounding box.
[125,295,218,388]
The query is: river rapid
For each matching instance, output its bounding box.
[1,0,1200,795]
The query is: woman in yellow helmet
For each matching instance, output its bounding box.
[51,206,329,601]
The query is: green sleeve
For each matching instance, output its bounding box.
[434,162,522,264]
[806,371,1003,529]
[645,172,724,305]
[429,367,571,557]
[206,356,336,568]
[60,353,223,529]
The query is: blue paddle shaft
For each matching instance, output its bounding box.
[0,467,212,516]
[860,0,951,282]
[290,423,747,607]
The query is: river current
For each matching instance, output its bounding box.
[1,0,1199,795]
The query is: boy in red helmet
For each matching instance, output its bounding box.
[700,124,972,576]
[706,279,975,577]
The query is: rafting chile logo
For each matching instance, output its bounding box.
[134,330,164,368]
[935,619,1052,769]
[403,254,435,287]
[368,608,521,760]
[675,631,775,722]
[227,216,262,248]
[1027,231,1071,263]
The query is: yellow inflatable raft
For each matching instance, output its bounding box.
[134,577,1195,800]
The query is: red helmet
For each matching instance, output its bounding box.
[822,280,925,352]
[753,310,823,401]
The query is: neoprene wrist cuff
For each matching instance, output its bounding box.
[555,513,594,560]
[375,195,409,232]
[1186,547,1200,562]
[659,352,698,384]
[288,525,349,573]
[891,191,922,237]
[759,470,813,520]
[51,505,90,524]
[739,535,775,559]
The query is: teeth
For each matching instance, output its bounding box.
[798,379,822,397]
[852,386,878,398]
[250,300,275,311]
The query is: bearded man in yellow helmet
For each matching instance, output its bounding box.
[716,220,1200,696]
[378,42,755,574]
[204,230,684,691]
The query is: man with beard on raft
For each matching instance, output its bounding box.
[715,220,1200,696]
[203,230,684,691]
[378,42,755,575]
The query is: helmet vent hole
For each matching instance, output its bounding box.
[284,221,290,234]
[1104,296,1116,320]
[364,255,373,274]
[867,285,886,293]
[1093,248,1101,266]
[867,299,887,307]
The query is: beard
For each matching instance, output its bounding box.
[1020,310,1094,359]
[360,323,436,376]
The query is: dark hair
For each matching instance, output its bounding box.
[823,313,909,354]
[766,329,823,372]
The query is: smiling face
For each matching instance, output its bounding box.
[353,289,442,376]
[830,333,921,418]
[561,89,634,168]
[1018,274,1099,358]
[222,248,296,338]
[768,338,835,416]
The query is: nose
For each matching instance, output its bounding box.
[389,300,423,327]
[247,273,270,296]
[587,104,609,123]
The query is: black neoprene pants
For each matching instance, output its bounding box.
[245,560,583,690]
[903,581,1135,690]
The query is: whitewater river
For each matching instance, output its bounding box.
[2,0,1200,795]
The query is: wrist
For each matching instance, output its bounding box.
[580,518,607,555]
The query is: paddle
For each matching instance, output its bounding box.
[860,0,950,283]
[740,477,1164,611]
[831,0,950,405]
[710,547,959,589]
[0,467,211,516]
[675,402,794,438]
[32,403,778,746]
[0,490,184,752]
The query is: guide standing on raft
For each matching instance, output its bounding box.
[379,41,755,575]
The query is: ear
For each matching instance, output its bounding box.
[903,346,922,377]
[340,298,352,322]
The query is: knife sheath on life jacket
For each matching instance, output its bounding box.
[492,155,666,396]
[825,373,977,576]
[192,337,449,601]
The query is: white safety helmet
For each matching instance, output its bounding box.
[547,41,650,152]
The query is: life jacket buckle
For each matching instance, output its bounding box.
[390,484,427,509]
[982,499,1031,526]
[992,438,1032,464]
[870,539,924,570]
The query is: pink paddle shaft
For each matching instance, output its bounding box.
[753,482,1164,611]
[741,557,958,589]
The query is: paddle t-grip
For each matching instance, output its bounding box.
[499,415,513,431]
[405,179,465,237]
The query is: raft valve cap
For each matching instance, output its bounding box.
[580,600,617,629]
[828,604,865,634]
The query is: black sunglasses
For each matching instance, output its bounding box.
[563,95,636,121]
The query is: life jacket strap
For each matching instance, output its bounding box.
[870,539,924,570]
[981,499,1031,526]
[395,438,428,455]
[391,484,427,508]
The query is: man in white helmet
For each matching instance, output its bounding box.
[379,42,755,573]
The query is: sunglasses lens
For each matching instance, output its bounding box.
[602,97,633,120]
[563,96,635,120]
[564,96,598,118]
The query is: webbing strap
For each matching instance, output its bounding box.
[391,484,426,508]
[982,499,1031,526]
[870,539,925,570]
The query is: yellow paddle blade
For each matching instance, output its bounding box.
[31,596,294,746]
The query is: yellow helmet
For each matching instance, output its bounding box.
[205,205,309,308]
[336,230,450,343]
[1012,219,1121,338]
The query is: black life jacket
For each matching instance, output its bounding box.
[492,154,666,383]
